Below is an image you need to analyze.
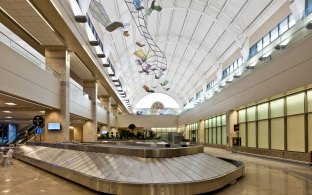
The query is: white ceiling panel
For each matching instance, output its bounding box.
[96,0,282,108]
[170,10,188,35]
[184,47,197,62]
[162,0,175,7]
[159,10,172,34]
[192,52,206,65]
[223,0,248,18]
[219,13,232,27]
[192,16,214,44]
[191,1,206,12]
[182,11,201,37]
[174,42,188,59]
[167,35,179,42]
[176,0,192,8]
[235,0,273,31]
[210,0,227,10]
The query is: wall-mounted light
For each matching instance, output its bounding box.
[306,22,312,30]
[114,80,121,87]
[111,76,118,82]
[90,40,99,46]
[246,61,257,69]
[259,55,271,62]
[75,15,87,23]
[274,44,286,50]
[108,66,115,76]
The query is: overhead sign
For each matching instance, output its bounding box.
[33,115,44,127]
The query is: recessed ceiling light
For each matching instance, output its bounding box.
[2,111,12,113]
[5,102,17,106]
[5,116,12,119]
[39,111,45,113]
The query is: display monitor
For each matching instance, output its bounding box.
[47,123,61,130]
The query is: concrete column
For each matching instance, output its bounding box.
[185,125,190,140]
[198,119,205,144]
[227,110,238,148]
[111,104,118,116]
[43,47,70,143]
[82,80,98,142]
[73,126,83,141]
[100,96,111,131]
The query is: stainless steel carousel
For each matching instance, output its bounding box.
[15,142,244,195]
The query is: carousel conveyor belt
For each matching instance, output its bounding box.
[15,145,244,195]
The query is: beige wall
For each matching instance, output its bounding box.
[117,115,178,128]
[0,43,60,108]
[73,126,82,141]
[198,120,204,144]
[308,114,312,152]
[82,121,97,142]
[185,125,190,139]
[110,113,117,127]
[97,105,107,124]
[69,82,92,119]
[0,43,101,123]
[43,110,69,143]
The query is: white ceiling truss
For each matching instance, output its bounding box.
[90,0,283,108]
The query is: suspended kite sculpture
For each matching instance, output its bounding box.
[124,0,167,86]
[143,85,155,93]
[160,80,168,86]
[106,21,124,32]
[139,64,152,74]
[123,31,130,37]
[133,0,144,11]
[147,0,162,15]
[136,42,145,47]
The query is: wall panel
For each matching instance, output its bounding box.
[271,118,285,150]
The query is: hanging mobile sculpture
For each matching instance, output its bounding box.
[124,0,167,92]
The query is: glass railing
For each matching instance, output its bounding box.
[182,7,312,114]
[133,108,182,116]
[0,31,60,79]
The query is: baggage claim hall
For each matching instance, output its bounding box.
[0,0,312,194]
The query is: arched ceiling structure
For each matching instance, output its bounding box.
[98,0,285,109]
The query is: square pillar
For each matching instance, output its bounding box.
[100,96,111,131]
[43,47,70,143]
[227,110,238,148]
[198,119,205,144]
[82,80,98,142]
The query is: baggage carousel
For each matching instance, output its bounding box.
[15,142,244,195]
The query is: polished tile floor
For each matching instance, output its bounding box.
[0,147,311,195]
